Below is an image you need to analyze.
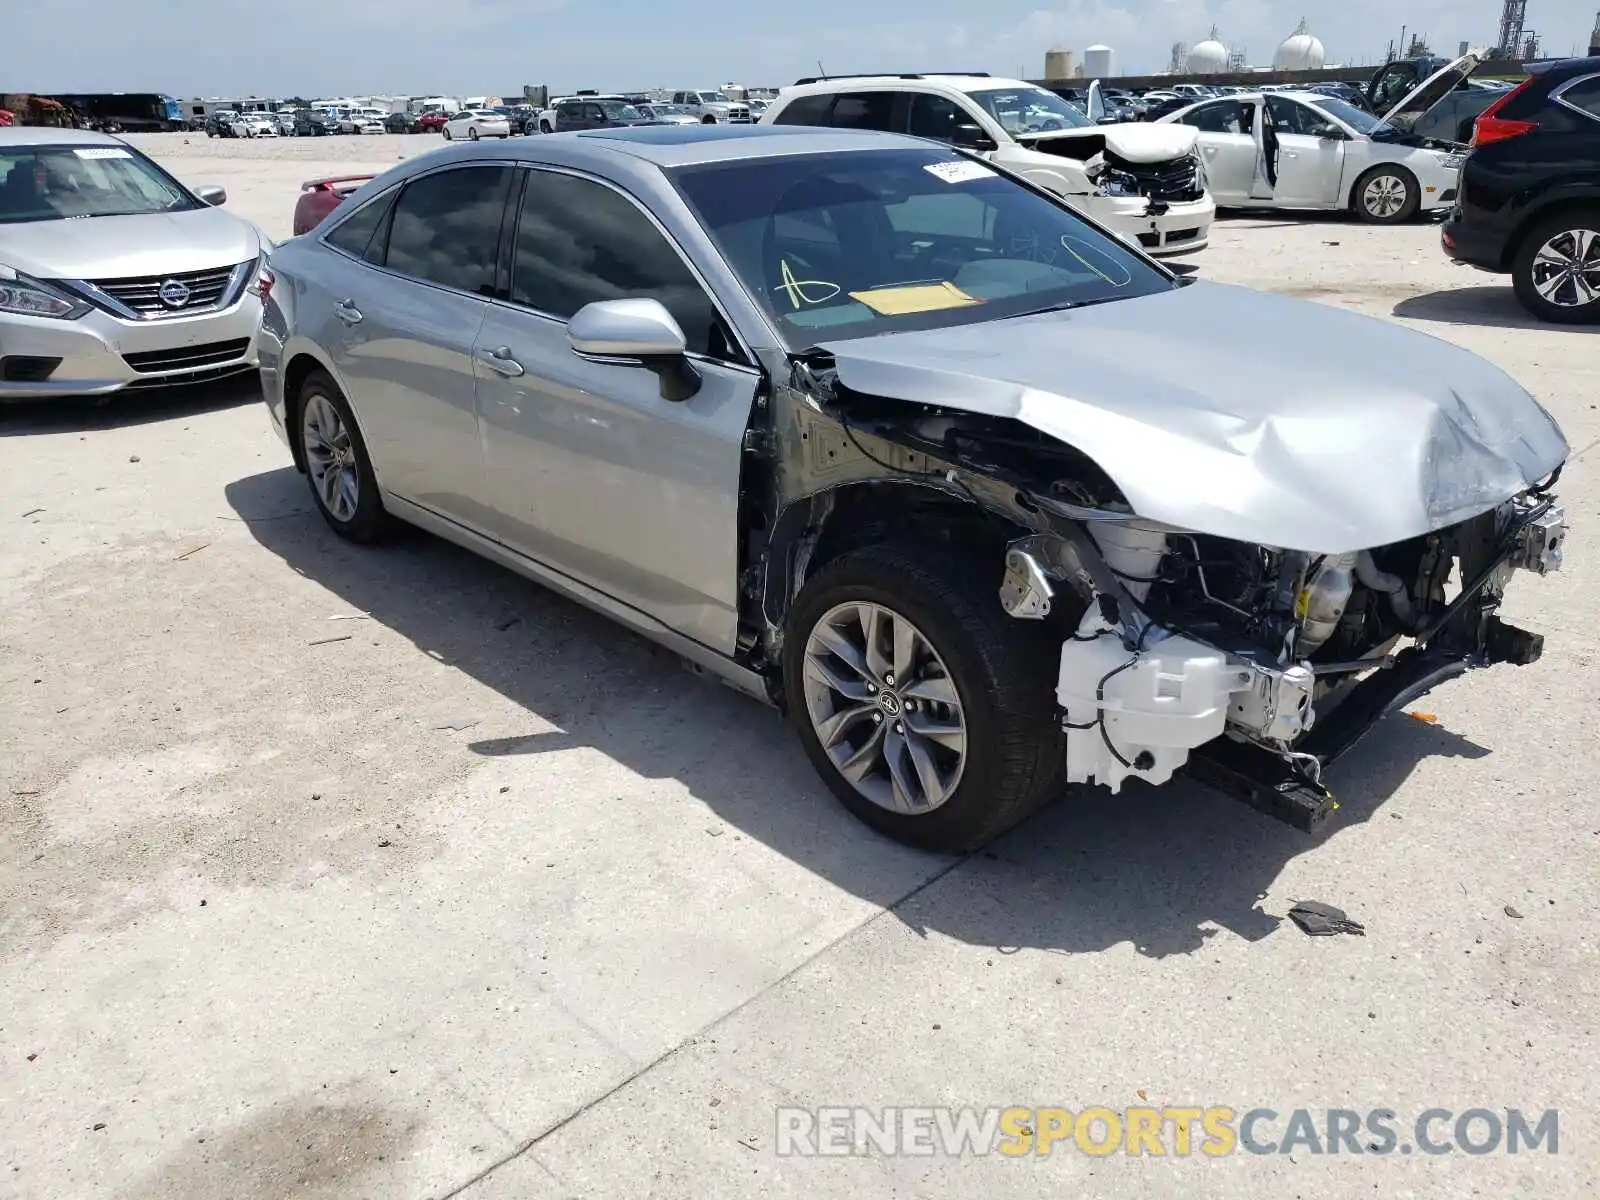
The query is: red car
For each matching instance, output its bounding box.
[417,111,449,132]
[291,174,376,236]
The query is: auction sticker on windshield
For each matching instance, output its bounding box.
[72,148,132,159]
[924,161,995,184]
[848,281,982,315]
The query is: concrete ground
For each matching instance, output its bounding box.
[2,132,1596,1199]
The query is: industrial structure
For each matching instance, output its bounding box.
[1273,18,1326,70]
[1590,9,1600,55]
[1186,28,1230,74]
[1083,45,1114,77]
[1497,0,1528,58]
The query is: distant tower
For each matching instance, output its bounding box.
[1168,42,1188,74]
[1044,47,1075,80]
[1497,0,1528,58]
[1589,10,1599,56]
[1083,45,1114,77]
[1228,46,1248,70]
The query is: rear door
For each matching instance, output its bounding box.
[822,91,908,133]
[471,167,761,654]
[322,163,514,527]
[1177,100,1257,203]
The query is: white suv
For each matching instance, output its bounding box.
[761,74,1214,255]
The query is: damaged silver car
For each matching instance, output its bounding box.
[257,125,1569,853]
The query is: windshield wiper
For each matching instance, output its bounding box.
[1004,294,1133,319]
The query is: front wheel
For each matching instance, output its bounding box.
[1511,213,1600,324]
[1352,166,1419,224]
[782,547,1065,853]
[296,371,394,543]
[701,114,718,124]
[468,125,480,140]
[442,127,452,140]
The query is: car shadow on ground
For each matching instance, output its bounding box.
[0,371,260,436]
[1393,285,1600,332]
[225,465,1491,959]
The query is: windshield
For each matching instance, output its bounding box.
[966,87,1092,136]
[1305,95,1385,135]
[600,102,645,120]
[699,92,730,103]
[671,147,1170,351]
[0,145,198,224]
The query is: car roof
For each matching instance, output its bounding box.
[1528,54,1600,76]
[570,122,932,165]
[777,74,1031,100]
[0,127,129,148]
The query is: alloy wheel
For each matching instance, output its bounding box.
[1361,174,1407,219]
[1530,228,1600,309]
[801,601,968,815]
[301,394,360,523]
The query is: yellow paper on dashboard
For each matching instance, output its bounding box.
[848,281,982,316]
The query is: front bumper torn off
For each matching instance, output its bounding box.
[1007,494,1565,832]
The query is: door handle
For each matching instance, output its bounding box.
[479,346,524,377]
[334,299,363,324]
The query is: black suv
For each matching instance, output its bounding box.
[550,97,657,131]
[203,111,244,138]
[1442,56,1600,323]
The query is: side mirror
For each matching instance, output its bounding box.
[567,298,701,401]
[950,123,996,152]
[195,184,227,205]
[1312,124,1346,141]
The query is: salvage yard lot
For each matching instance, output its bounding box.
[2,132,1597,1199]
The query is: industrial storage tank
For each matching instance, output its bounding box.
[1083,45,1114,77]
[1186,28,1229,74]
[1273,18,1325,70]
[1044,48,1075,80]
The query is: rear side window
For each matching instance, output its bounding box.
[906,94,967,141]
[772,94,833,126]
[510,170,723,357]
[381,166,511,294]
[324,187,397,263]
[1556,76,1600,120]
[827,92,898,131]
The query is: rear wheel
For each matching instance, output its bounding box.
[295,370,394,543]
[468,125,480,140]
[701,114,717,124]
[1511,212,1600,324]
[1352,166,1419,224]
[443,126,452,140]
[782,547,1065,853]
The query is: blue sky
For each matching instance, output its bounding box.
[8,0,1599,97]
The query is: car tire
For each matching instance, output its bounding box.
[469,126,480,140]
[1511,211,1600,325]
[782,546,1065,854]
[295,370,395,543]
[701,114,717,124]
[443,127,452,140]
[1351,165,1419,224]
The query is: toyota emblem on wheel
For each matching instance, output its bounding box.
[157,279,191,309]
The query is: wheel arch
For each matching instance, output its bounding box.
[1501,196,1600,272]
[279,345,365,477]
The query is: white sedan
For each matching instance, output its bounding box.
[1157,52,1480,223]
[442,110,512,141]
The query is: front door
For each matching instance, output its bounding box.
[324,164,513,528]
[472,167,760,654]
[1179,100,1258,204]
[1265,96,1345,207]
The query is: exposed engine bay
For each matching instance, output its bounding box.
[755,339,1568,832]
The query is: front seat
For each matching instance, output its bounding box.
[761,176,897,313]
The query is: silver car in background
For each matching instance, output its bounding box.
[0,128,268,399]
[256,125,1567,853]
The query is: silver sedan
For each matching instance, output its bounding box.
[1,127,267,399]
[257,125,1567,852]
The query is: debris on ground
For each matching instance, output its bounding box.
[21,508,44,518]
[307,635,353,647]
[328,613,370,621]
[495,616,522,631]
[173,543,210,561]
[1288,900,1366,937]
[435,717,479,731]
[1504,905,1524,919]
[128,455,141,463]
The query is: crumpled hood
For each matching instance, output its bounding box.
[817,282,1568,553]
[1018,122,1198,163]
[0,205,262,280]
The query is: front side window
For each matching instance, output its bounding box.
[672,147,1171,351]
[0,145,198,224]
[907,93,967,142]
[1182,100,1251,134]
[1266,96,1325,136]
[599,102,644,121]
[827,92,898,131]
[381,166,510,294]
[510,170,723,357]
[967,86,1092,135]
